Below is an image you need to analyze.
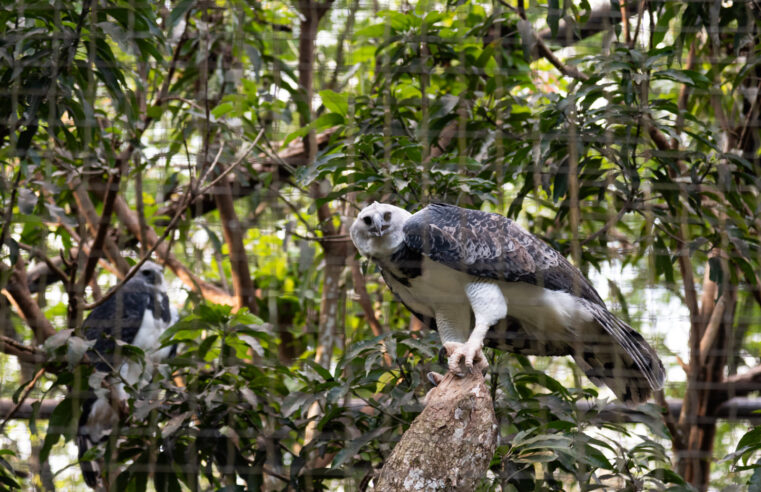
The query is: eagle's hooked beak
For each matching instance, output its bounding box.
[370,215,387,237]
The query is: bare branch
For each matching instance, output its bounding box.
[516,16,590,82]
[112,192,235,306]
[0,335,46,364]
[79,163,124,288]
[0,367,45,433]
[538,2,639,47]
[1,258,56,343]
[72,184,131,277]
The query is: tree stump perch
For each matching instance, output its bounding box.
[375,371,498,491]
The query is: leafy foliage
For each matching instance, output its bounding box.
[487,355,690,491]
[1,0,760,489]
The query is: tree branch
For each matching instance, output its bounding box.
[1,258,56,343]
[0,367,45,433]
[538,2,639,47]
[519,19,590,82]
[0,335,46,364]
[112,194,235,306]
[72,183,131,277]
[214,176,258,313]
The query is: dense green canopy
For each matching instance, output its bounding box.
[1,0,760,490]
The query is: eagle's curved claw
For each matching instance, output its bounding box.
[444,341,488,376]
[427,371,445,386]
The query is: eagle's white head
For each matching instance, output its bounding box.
[350,202,411,258]
[127,261,167,293]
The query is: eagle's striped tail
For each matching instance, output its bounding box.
[77,434,99,488]
[77,395,112,489]
[576,299,666,404]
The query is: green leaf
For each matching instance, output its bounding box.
[282,113,344,148]
[749,460,761,492]
[197,334,218,360]
[653,69,710,88]
[40,397,75,462]
[168,0,194,29]
[211,101,234,118]
[305,359,333,381]
[547,0,560,38]
[160,316,205,345]
[331,426,390,468]
[708,256,723,299]
[354,23,386,38]
[43,329,74,353]
[66,336,94,367]
[319,90,348,117]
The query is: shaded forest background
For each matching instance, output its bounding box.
[1,0,761,490]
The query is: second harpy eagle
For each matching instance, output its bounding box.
[76,261,177,488]
[350,202,665,404]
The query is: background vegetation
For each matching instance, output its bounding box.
[1,0,760,490]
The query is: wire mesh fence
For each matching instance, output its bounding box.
[0,0,760,490]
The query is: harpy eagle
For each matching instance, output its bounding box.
[350,202,665,403]
[76,261,177,488]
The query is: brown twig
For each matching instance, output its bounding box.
[515,8,590,83]
[0,335,46,364]
[620,0,631,45]
[579,203,630,247]
[0,367,45,433]
[15,242,70,284]
[71,184,131,276]
[631,0,646,47]
[655,388,685,452]
[79,164,124,289]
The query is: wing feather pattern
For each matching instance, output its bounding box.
[82,289,171,370]
[402,203,605,306]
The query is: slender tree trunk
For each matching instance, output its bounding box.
[297,4,345,474]
[678,253,737,490]
[214,177,258,314]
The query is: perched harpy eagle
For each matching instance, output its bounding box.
[350,202,665,403]
[77,261,177,488]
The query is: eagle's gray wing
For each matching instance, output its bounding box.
[82,288,172,371]
[402,202,605,306]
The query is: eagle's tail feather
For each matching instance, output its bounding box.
[577,300,666,404]
[77,395,113,489]
[77,433,99,488]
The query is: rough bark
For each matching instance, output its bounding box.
[375,372,497,491]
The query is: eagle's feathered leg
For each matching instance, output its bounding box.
[445,281,507,375]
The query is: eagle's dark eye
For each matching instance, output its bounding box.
[141,270,158,284]
[383,211,391,222]
[363,216,372,225]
